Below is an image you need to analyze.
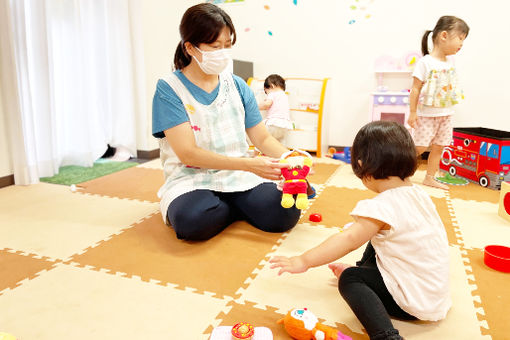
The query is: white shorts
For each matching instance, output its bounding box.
[412,116,453,147]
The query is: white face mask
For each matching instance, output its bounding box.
[192,46,232,75]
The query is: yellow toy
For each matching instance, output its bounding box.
[280,150,313,210]
[0,333,17,340]
[277,308,351,340]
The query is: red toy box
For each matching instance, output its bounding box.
[440,127,510,190]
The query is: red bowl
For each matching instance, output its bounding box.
[484,245,510,273]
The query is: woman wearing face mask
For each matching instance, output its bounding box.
[152,3,300,241]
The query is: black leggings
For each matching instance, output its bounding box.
[338,242,416,340]
[166,182,300,241]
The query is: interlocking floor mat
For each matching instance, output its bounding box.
[1,158,508,340]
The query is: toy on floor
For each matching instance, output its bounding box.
[499,181,510,223]
[280,150,313,210]
[327,147,351,164]
[209,324,273,340]
[484,245,510,273]
[435,173,468,186]
[277,308,352,340]
[309,213,322,222]
[0,333,17,340]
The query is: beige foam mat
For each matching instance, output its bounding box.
[0,183,158,260]
[0,159,507,340]
[78,166,164,202]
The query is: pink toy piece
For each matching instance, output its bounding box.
[210,326,273,340]
[309,213,322,222]
[484,245,510,273]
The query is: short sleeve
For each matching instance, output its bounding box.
[233,75,262,128]
[350,198,395,229]
[412,57,427,82]
[152,79,189,138]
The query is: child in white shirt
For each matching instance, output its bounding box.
[409,16,469,190]
[271,121,451,340]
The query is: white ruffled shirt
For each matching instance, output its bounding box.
[351,184,452,321]
[412,55,463,117]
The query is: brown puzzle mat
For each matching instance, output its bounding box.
[0,160,507,340]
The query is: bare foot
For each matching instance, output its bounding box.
[423,175,449,190]
[328,263,351,279]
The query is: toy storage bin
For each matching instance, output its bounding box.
[440,127,510,189]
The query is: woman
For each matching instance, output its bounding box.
[152,3,300,241]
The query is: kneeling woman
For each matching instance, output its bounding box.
[152,3,300,241]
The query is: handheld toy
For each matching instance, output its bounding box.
[277,308,352,340]
[280,150,313,210]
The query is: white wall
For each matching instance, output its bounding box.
[137,0,204,151]
[141,0,510,147]
[0,83,13,178]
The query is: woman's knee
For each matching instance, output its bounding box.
[168,194,232,241]
[252,205,300,232]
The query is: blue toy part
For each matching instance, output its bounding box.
[332,147,351,163]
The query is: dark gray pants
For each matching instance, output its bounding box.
[339,242,416,340]
[167,182,300,241]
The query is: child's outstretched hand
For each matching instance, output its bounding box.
[269,255,308,275]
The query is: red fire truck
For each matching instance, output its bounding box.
[440,127,510,190]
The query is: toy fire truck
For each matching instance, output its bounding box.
[440,127,510,190]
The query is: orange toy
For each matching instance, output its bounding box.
[280,150,313,210]
[277,308,351,340]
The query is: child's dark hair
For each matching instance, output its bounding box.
[174,3,236,70]
[264,74,286,91]
[421,16,469,55]
[351,121,417,180]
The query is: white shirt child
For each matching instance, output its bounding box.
[350,184,452,321]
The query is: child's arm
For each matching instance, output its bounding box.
[408,77,424,128]
[270,216,384,275]
[258,99,273,111]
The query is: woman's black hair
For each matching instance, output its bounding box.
[421,16,469,55]
[351,121,417,180]
[264,74,286,91]
[174,3,236,70]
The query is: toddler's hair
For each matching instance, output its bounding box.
[174,3,236,70]
[421,16,469,55]
[351,121,417,180]
[264,74,286,91]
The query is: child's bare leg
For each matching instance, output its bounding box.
[328,263,352,279]
[423,144,448,190]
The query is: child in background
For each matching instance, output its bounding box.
[258,74,293,144]
[271,121,451,340]
[408,16,469,190]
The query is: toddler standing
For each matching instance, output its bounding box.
[408,16,469,190]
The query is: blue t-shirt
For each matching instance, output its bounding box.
[152,71,261,138]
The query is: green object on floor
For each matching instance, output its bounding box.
[40,160,138,186]
[436,173,469,186]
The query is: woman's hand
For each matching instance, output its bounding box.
[269,255,308,276]
[247,156,289,180]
